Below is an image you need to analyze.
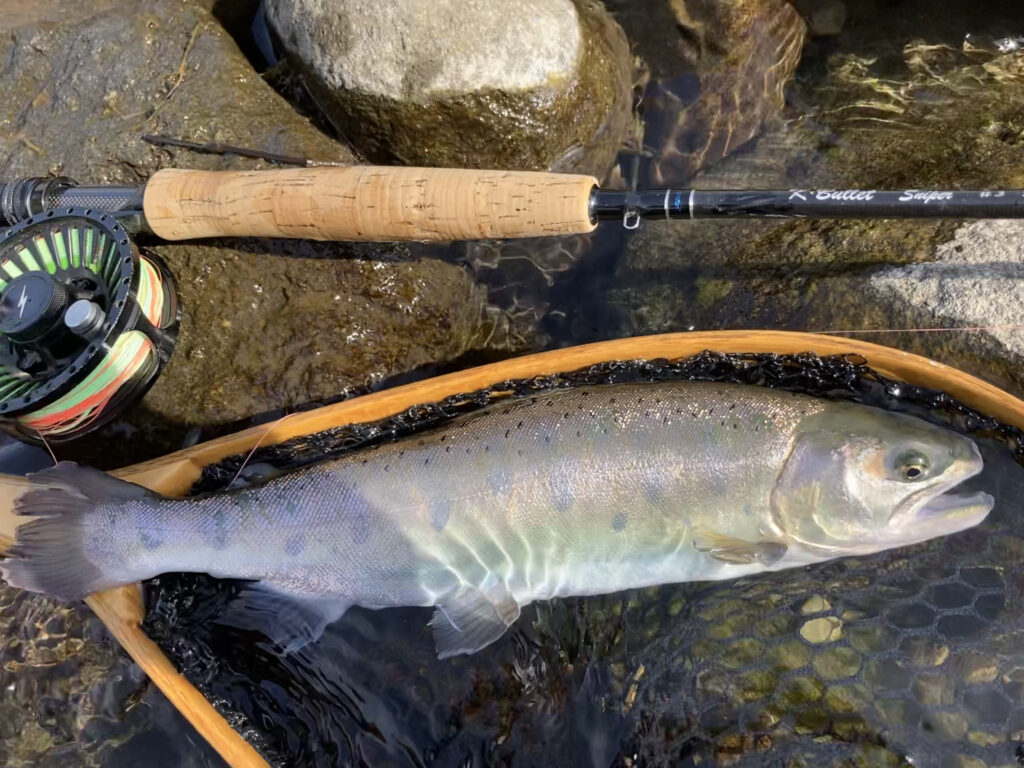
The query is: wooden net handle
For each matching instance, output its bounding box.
[143,166,599,242]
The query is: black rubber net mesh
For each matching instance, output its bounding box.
[141,352,1024,768]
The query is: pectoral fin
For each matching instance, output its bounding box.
[693,529,787,566]
[216,582,350,654]
[430,576,521,659]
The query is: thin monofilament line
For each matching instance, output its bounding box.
[817,324,1024,335]
[227,412,299,490]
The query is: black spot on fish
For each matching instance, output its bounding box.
[576,430,582,438]
[445,446,451,453]
[424,458,430,466]
[720,420,726,427]
[732,424,738,429]
[643,478,665,505]
[505,429,511,439]
[384,465,390,472]
[341,483,373,545]
[465,448,471,454]
[517,421,524,429]
[564,412,570,419]
[441,434,447,442]
[610,397,616,404]
[709,407,715,415]
[611,513,627,532]
[485,445,490,452]
[284,533,306,557]
[430,499,450,532]
[547,400,554,406]
[201,507,229,550]
[139,529,163,550]
[729,403,736,410]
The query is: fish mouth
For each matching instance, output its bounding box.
[902,439,992,533]
[918,489,994,528]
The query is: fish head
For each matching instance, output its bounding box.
[771,405,993,557]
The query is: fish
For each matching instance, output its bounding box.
[0,380,994,659]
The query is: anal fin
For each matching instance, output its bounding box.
[215,582,350,654]
[430,575,521,659]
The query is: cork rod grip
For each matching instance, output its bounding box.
[143,166,599,242]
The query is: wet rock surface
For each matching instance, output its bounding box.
[264,0,636,179]
[0,0,354,181]
[145,241,487,428]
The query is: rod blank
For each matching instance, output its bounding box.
[589,188,1024,222]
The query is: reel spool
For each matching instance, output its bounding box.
[0,209,178,442]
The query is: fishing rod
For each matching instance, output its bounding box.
[3,169,1024,242]
[0,161,1021,443]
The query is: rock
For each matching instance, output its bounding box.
[264,0,635,180]
[0,0,491,465]
[0,0,354,181]
[800,595,831,614]
[789,0,846,37]
[143,241,487,427]
[799,616,843,644]
[869,221,1024,394]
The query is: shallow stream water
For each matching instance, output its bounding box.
[5,0,1024,766]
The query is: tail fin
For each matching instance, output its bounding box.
[1,462,153,600]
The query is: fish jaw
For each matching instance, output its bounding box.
[888,438,993,546]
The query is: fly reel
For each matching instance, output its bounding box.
[0,209,178,442]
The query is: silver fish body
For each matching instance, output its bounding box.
[1,381,993,657]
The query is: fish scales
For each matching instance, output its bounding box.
[95,382,809,603]
[1,380,992,658]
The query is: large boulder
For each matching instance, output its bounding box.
[264,0,636,181]
[0,0,491,464]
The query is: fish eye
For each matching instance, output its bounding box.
[894,450,930,482]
